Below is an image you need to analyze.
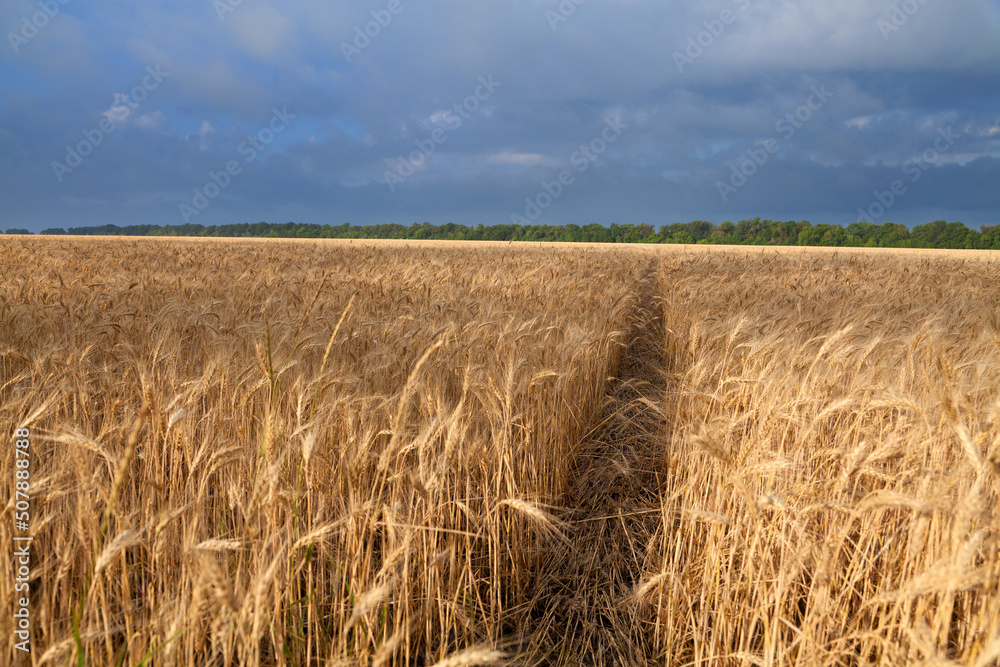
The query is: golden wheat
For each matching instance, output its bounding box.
[0,237,998,666]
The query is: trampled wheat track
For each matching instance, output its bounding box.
[527,261,668,666]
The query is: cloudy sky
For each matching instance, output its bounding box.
[1,0,999,232]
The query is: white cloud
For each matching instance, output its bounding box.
[102,94,135,125]
[185,121,215,150]
[135,111,166,131]
[226,5,297,62]
[486,152,553,166]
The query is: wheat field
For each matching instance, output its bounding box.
[1,236,999,666]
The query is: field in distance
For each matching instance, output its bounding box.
[2,236,999,666]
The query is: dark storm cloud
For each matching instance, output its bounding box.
[1,0,998,232]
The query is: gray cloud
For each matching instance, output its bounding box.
[1,0,998,232]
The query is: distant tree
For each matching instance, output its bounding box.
[21,219,993,249]
[875,222,910,247]
[819,225,847,246]
[580,224,610,242]
[40,228,67,235]
[687,220,712,242]
[846,222,877,246]
[981,225,1000,250]
[622,224,654,243]
[797,224,824,246]
[560,223,582,242]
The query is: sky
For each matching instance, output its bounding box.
[1,0,999,233]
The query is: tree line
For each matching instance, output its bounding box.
[8,219,1000,250]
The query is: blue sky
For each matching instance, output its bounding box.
[1,0,999,232]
